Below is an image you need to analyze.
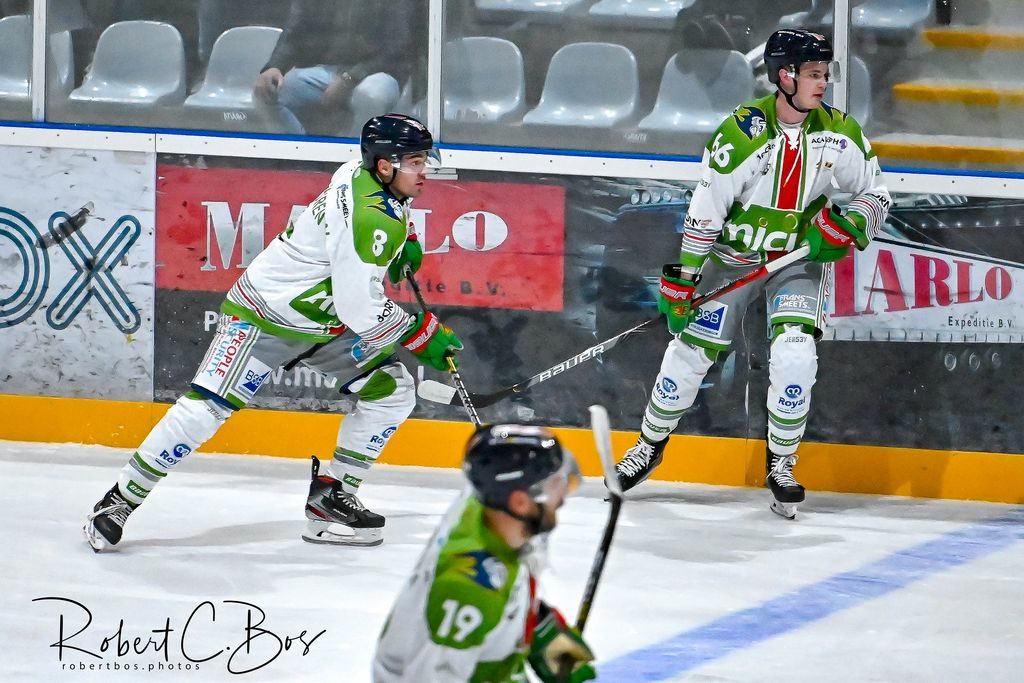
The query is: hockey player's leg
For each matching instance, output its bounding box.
[303,362,415,546]
[85,392,231,551]
[765,325,818,519]
[615,337,715,491]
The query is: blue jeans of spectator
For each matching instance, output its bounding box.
[267,65,401,135]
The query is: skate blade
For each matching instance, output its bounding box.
[83,520,115,553]
[769,497,799,520]
[301,521,383,547]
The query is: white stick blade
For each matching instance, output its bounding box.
[417,379,458,405]
[589,404,622,498]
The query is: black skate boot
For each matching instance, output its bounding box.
[84,485,137,552]
[766,448,805,519]
[615,436,668,492]
[302,456,385,546]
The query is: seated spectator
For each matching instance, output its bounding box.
[253,0,419,136]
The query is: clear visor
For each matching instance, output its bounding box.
[391,148,443,175]
[530,449,581,505]
[792,60,841,84]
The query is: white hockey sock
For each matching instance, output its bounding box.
[117,394,230,506]
[766,328,817,456]
[641,338,714,443]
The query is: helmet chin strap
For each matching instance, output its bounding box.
[779,71,814,114]
[507,501,552,537]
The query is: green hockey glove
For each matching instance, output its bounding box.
[803,206,868,263]
[387,233,424,284]
[658,263,700,335]
[528,602,596,683]
[399,311,462,372]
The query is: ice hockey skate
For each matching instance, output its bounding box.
[84,485,137,552]
[302,456,385,546]
[766,449,805,519]
[614,436,667,492]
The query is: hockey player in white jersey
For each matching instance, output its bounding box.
[374,424,595,682]
[613,30,891,518]
[85,113,463,550]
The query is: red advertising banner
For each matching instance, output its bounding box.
[156,164,566,311]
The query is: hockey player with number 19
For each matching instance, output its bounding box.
[613,30,891,518]
[84,113,464,550]
[373,424,595,683]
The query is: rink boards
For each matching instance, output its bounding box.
[1,392,1022,505]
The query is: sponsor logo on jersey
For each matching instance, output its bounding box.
[691,301,728,338]
[366,190,403,221]
[733,106,768,139]
[235,357,272,401]
[457,550,507,591]
[774,293,813,311]
[809,133,848,151]
[725,223,799,252]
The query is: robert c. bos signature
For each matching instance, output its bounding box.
[32,596,327,674]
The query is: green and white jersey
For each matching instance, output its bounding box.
[680,93,891,271]
[222,160,414,346]
[374,493,534,683]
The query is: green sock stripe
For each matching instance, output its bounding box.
[334,447,374,467]
[647,402,685,419]
[342,474,363,489]
[768,411,806,427]
[133,452,167,478]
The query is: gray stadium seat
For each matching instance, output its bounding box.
[184,26,282,115]
[0,15,31,104]
[589,0,695,29]
[523,42,639,128]
[475,0,589,14]
[49,30,75,99]
[639,49,754,135]
[443,36,526,123]
[68,21,186,106]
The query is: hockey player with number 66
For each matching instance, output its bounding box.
[613,30,891,519]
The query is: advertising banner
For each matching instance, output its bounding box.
[0,147,155,400]
[154,160,1024,453]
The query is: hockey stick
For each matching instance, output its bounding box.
[576,404,623,632]
[405,268,482,426]
[418,244,811,409]
[555,404,623,681]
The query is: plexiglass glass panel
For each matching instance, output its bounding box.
[0,0,33,122]
[46,0,428,137]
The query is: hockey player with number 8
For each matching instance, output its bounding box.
[613,30,891,518]
[84,113,463,550]
[373,424,595,683]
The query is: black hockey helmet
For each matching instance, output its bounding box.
[360,113,438,170]
[765,29,835,85]
[463,424,579,511]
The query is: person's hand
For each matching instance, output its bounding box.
[254,67,284,103]
[400,312,463,372]
[658,263,700,335]
[803,205,868,263]
[322,72,355,109]
[387,234,424,284]
[527,602,596,683]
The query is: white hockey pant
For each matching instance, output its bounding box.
[640,337,715,443]
[766,326,818,456]
[118,394,231,506]
[331,363,416,493]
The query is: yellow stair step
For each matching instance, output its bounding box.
[892,80,1024,106]
[873,133,1024,165]
[924,27,1024,50]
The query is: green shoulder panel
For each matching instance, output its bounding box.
[426,556,518,650]
[705,94,777,174]
[807,102,874,159]
[350,167,409,267]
